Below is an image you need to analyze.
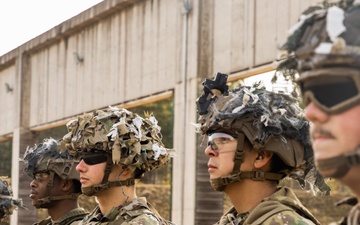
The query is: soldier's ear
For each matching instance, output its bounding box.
[254,151,272,169]
[121,166,132,176]
[61,179,73,192]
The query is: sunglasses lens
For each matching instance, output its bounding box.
[81,154,108,165]
[302,76,358,108]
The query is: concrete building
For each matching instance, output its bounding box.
[0,0,320,224]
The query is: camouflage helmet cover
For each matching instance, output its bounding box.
[60,106,174,173]
[22,138,80,181]
[197,82,308,167]
[278,1,360,178]
[0,177,25,221]
[279,1,360,73]
[196,80,329,194]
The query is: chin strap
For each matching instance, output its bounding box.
[36,193,80,207]
[81,154,137,196]
[232,133,245,174]
[316,146,360,178]
[210,170,284,191]
[81,178,136,196]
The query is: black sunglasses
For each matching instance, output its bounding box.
[298,68,360,114]
[81,153,108,165]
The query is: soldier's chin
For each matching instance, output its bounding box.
[33,200,50,209]
[32,202,41,208]
[31,199,38,206]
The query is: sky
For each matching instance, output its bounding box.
[0,0,103,56]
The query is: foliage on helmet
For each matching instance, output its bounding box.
[197,82,307,142]
[60,106,174,173]
[196,81,330,195]
[0,177,26,221]
[277,0,360,79]
[21,138,80,181]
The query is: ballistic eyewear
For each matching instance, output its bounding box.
[208,133,236,151]
[297,68,360,114]
[33,171,50,182]
[80,153,108,165]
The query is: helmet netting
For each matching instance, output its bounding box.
[196,82,330,195]
[60,106,174,174]
[277,2,360,76]
[21,138,79,181]
[0,177,26,221]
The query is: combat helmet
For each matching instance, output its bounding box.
[278,1,360,178]
[21,138,81,207]
[196,73,329,194]
[60,106,174,196]
[0,177,26,221]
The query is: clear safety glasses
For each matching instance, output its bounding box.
[33,171,50,182]
[297,68,360,114]
[207,133,236,151]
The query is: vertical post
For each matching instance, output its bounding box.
[10,50,39,225]
[11,128,38,225]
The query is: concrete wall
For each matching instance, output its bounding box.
[0,0,321,224]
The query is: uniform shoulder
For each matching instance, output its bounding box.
[261,210,318,225]
[35,217,52,225]
[245,187,319,225]
[121,213,160,225]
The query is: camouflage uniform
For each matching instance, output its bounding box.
[216,187,319,225]
[195,74,328,224]
[80,197,172,225]
[278,1,360,225]
[34,208,88,225]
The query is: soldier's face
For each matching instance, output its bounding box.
[29,172,62,208]
[204,135,258,181]
[76,159,107,189]
[30,172,49,207]
[205,133,238,179]
[305,102,360,176]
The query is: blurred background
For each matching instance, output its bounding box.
[0,0,351,225]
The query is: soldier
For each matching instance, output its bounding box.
[0,176,26,222]
[60,106,175,225]
[21,138,88,225]
[195,73,329,224]
[278,1,360,224]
